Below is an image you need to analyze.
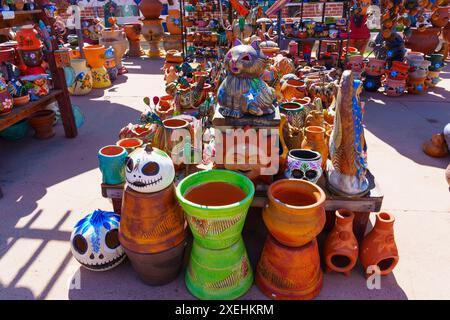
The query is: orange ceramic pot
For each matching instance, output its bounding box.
[83,44,106,69]
[386,61,409,81]
[263,179,326,247]
[431,6,450,28]
[407,76,428,94]
[16,25,42,50]
[119,185,186,254]
[405,27,440,56]
[364,58,386,77]
[301,126,328,169]
[360,212,399,276]
[281,79,307,100]
[156,95,175,120]
[422,133,449,157]
[323,209,358,276]
[139,0,163,20]
[256,236,323,300]
[166,10,182,35]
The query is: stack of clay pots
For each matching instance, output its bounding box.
[83,44,111,89]
[119,145,187,285]
[163,0,183,52]
[363,58,385,92]
[16,24,45,76]
[426,53,446,88]
[384,61,409,97]
[139,0,165,57]
[99,26,129,75]
[123,23,144,57]
[176,170,255,300]
[406,51,430,94]
[256,179,326,300]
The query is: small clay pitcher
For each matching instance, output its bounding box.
[301,126,328,169]
[360,212,399,277]
[281,79,307,100]
[323,209,358,276]
[263,179,326,247]
[256,236,323,300]
[28,110,56,140]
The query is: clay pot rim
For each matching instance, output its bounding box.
[30,109,55,120]
[83,44,105,51]
[116,138,144,149]
[376,212,395,224]
[163,118,189,129]
[305,126,325,134]
[288,149,321,161]
[268,179,326,210]
[280,101,304,111]
[160,95,173,101]
[336,208,355,220]
[292,97,311,105]
[176,169,255,211]
[99,145,127,157]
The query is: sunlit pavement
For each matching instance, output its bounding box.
[0,57,449,300]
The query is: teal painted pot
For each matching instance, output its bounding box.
[0,119,30,140]
[185,237,253,300]
[98,145,128,185]
[176,169,255,250]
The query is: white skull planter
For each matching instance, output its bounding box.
[125,146,175,193]
[284,149,322,183]
[70,210,125,271]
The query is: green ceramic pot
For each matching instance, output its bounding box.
[185,237,253,300]
[176,169,255,250]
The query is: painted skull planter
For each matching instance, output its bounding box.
[284,149,322,183]
[407,77,427,94]
[364,58,385,76]
[70,209,125,271]
[386,61,409,81]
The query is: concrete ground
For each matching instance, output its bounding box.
[0,57,449,300]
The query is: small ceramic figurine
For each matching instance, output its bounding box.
[70,209,125,271]
[217,40,276,118]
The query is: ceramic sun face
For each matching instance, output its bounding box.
[70,209,125,271]
[125,146,175,193]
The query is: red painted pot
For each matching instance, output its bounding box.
[16,25,42,50]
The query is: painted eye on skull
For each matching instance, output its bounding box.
[125,157,133,173]
[105,229,120,249]
[305,170,318,180]
[141,161,160,176]
[292,169,304,179]
[72,234,88,255]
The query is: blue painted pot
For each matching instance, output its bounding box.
[98,145,128,185]
[0,119,30,140]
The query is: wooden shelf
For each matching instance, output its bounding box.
[285,36,348,42]
[0,10,42,29]
[0,89,62,131]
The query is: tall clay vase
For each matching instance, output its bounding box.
[98,145,128,185]
[67,59,93,96]
[142,19,164,58]
[99,28,129,74]
[123,23,144,57]
[256,236,323,300]
[28,110,55,139]
[176,170,255,250]
[185,237,253,300]
[83,45,111,88]
[323,209,358,276]
[139,0,163,20]
[360,212,399,277]
[120,185,187,285]
[301,126,328,170]
[405,27,440,56]
[327,70,369,197]
[263,179,326,247]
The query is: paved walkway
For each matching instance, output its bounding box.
[0,58,449,300]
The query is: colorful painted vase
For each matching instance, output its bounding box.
[364,58,385,76]
[280,101,306,150]
[142,19,164,58]
[384,78,406,97]
[186,237,253,300]
[176,170,255,250]
[323,209,358,276]
[301,126,328,170]
[284,149,322,184]
[405,51,424,65]
[54,48,71,68]
[407,76,427,94]
[363,74,382,92]
[16,25,42,50]
[166,9,182,35]
[83,44,111,89]
[360,212,399,276]
[97,145,128,185]
[20,74,49,98]
[123,23,144,57]
[104,46,118,83]
[18,47,44,68]
[263,179,326,247]
[67,59,93,96]
[256,236,323,300]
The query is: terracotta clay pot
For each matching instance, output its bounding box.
[123,23,144,57]
[301,126,328,169]
[407,76,428,94]
[186,237,253,300]
[323,209,358,276]
[263,179,326,247]
[13,95,30,106]
[422,133,449,157]
[431,6,450,28]
[83,44,106,69]
[28,110,55,139]
[386,61,409,80]
[305,110,325,128]
[281,79,307,100]
[120,185,186,254]
[364,58,386,77]
[256,236,323,300]
[16,25,42,50]
[279,102,306,150]
[360,212,399,276]
[156,95,175,120]
[405,27,440,56]
[116,138,143,154]
[124,238,186,286]
[139,0,163,20]
[384,78,406,97]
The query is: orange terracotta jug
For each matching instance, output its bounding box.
[323,209,358,276]
[256,236,323,300]
[281,79,307,100]
[263,179,326,247]
[301,126,328,169]
[360,212,399,277]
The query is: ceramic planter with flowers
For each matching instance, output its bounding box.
[364,58,385,77]
[20,74,50,100]
[408,60,431,79]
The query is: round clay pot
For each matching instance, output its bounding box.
[360,212,399,276]
[263,179,326,247]
[120,185,186,254]
[364,58,386,77]
[83,44,106,69]
[405,51,425,65]
[139,0,163,20]
[431,6,450,28]
[386,61,409,80]
[346,54,363,73]
[284,149,322,184]
[301,126,328,169]
[16,25,42,50]
[255,236,323,300]
[176,170,255,250]
[281,79,307,100]
[116,138,143,154]
[323,209,358,275]
[28,110,55,139]
[124,237,186,286]
[384,78,406,96]
[422,133,449,157]
[98,145,128,185]
[13,94,30,106]
[407,76,427,94]
[405,27,440,56]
